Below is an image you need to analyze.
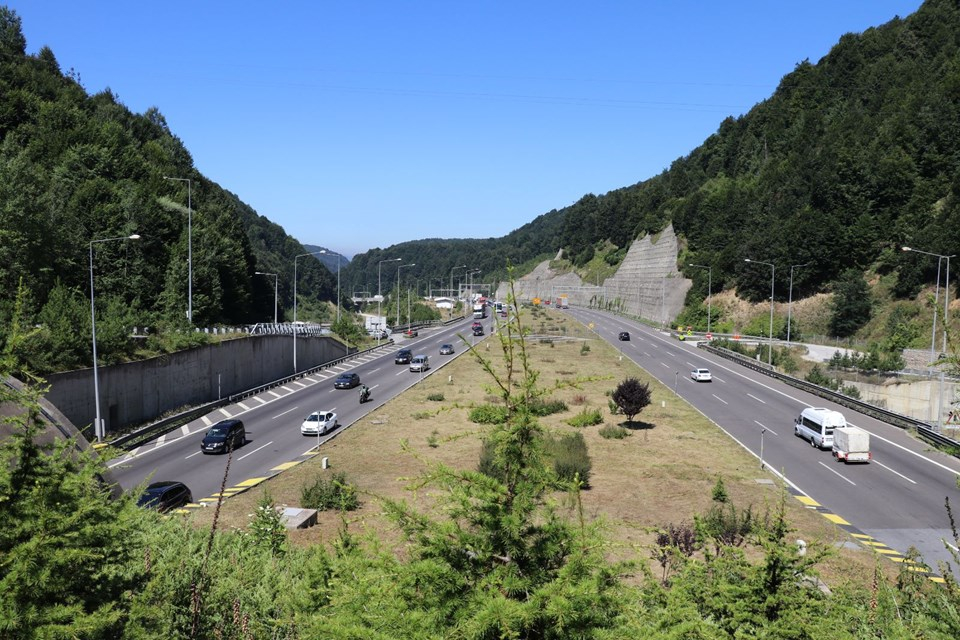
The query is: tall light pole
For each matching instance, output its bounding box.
[254,271,278,324]
[745,258,775,365]
[688,263,712,335]
[319,250,342,323]
[89,234,140,441]
[467,269,482,300]
[163,176,192,323]
[397,263,416,328]
[450,264,467,299]
[903,247,955,429]
[294,250,325,373]
[378,258,401,342]
[786,262,810,346]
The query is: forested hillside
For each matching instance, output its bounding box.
[0,7,335,373]
[346,0,960,310]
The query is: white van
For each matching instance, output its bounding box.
[409,355,430,372]
[794,407,845,449]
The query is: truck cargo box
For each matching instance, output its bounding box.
[832,426,871,463]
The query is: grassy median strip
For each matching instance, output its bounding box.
[192,308,885,587]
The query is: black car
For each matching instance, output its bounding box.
[618,331,630,341]
[334,372,361,388]
[472,326,484,336]
[200,419,246,454]
[138,481,193,512]
[395,349,413,364]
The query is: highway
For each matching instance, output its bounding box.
[568,307,960,577]
[108,316,482,504]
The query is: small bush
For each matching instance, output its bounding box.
[545,432,591,487]
[598,424,630,439]
[426,392,445,401]
[571,393,588,405]
[580,343,591,355]
[566,407,603,428]
[530,398,568,416]
[427,430,439,448]
[300,472,360,511]
[469,404,509,424]
[412,411,432,420]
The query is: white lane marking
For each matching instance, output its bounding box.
[237,402,250,410]
[659,362,671,369]
[239,441,274,460]
[872,459,917,484]
[185,451,202,459]
[712,394,728,405]
[156,434,166,446]
[747,393,766,404]
[268,390,282,398]
[218,408,232,417]
[818,460,856,486]
[252,397,267,404]
[396,369,407,376]
[370,367,382,374]
[272,406,299,420]
[180,425,190,436]
[754,420,777,436]
[280,386,294,393]
[128,446,141,457]
[292,381,307,388]
[201,415,213,426]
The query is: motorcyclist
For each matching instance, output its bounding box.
[359,384,370,403]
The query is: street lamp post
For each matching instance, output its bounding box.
[450,264,467,300]
[397,263,416,328]
[378,258,402,343]
[745,258,776,365]
[163,176,192,323]
[787,263,811,346]
[688,263,712,335]
[319,250,342,323]
[89,234,141,441]
[294,250,326,373]
[254,271,278,324]
[903,247,955,429]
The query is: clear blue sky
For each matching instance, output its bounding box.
[10,1,923,258]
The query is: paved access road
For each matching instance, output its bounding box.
[109,316,484,504]
[569,307,960,578]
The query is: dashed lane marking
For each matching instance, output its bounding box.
[201,415,213,426]
[218,408,232,418]
[268,390,282,398]
[237,402,250,411]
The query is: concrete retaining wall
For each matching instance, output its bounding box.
[848,377,959,428]
[44,335,349,437]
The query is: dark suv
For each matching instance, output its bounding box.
[137,481,193,512]
[200,419,246,454]
[395,349,413,364]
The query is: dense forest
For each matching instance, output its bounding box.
[0,7,336,373]
[344,0,960,312]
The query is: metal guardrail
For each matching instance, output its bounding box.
[699,342,960,453]
[111,340,394,450]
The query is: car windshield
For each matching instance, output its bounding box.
[305,414,319,422]
[207,425,229,437]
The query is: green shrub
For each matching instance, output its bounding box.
[566,407,603,428]
[469,404,508,424]
[427,430,439,448]
[545,432,591,487]
[530,398,567,416]
[300,472,359,511]
[580,343,591,355]
[477,439,503,481]
[412,411,432,420]
[598,424,630,439]
[427,392,445,401]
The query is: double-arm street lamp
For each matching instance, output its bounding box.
[90,233,141,441]
[397,263,416,327]
[293,250,326,373]
[450,264,467,300]
[378,258,402,342]
[903,246,955,429]
[744,258,775,365]
[162,176,192,323]
[786,262,811,345]
[688,263,712,335]
[254,271,278,324]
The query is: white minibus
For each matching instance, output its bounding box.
[794,407,845,450]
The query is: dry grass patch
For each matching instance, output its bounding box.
[192,308,895,589]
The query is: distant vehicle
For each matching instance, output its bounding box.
[395,349,413,364]
[795,407,845,449]
[618,331,630,341]
[832,426,871,463]
[691,368,712,382]
[472,325,484,336]
[557,295,569,309]
[473,303,487,319]
[301,411,338,436]
[200,419,246,454]
[409,355,430,372]
[439,343,455,355]
[334,372,361,389]
[138,481,193,512]
[368,329,388,339]
[405,329,418,338]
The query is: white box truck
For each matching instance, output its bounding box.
[832,426,871,463]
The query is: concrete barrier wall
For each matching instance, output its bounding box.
[43,335,349,437]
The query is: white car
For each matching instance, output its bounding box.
[691,368,712,382]
[301,411,338,436]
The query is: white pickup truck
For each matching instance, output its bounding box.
[832,426,871,463]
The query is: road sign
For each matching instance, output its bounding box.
[706,332,713,339]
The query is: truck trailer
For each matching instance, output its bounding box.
[832,426,871,463]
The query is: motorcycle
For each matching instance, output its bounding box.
[359,387,370,404]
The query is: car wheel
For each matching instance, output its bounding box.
[810,437,817,448]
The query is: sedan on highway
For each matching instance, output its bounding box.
[200,419,246,454]
[439,343,455,355]
[618,331,630,341]
[691,368,712,382]
[334,372,360,389]
[301,411,338,436]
